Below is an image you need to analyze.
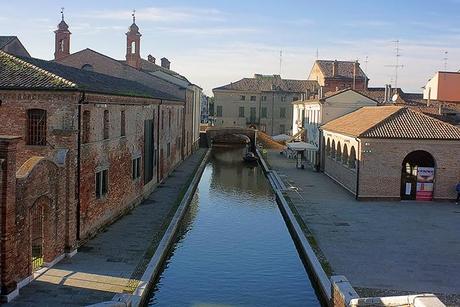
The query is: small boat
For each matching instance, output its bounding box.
[243,152,258,162]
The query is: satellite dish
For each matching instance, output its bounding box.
[391,94,398,102]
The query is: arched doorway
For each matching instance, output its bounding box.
[401,150,435,201]
[30,201,44,271]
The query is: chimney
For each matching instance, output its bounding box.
[353,60,359,90]
[332,60,338,77]
[427,87,431,107]
[388,84,392,99]
[160,57,171,70]
[147,54,155,64]
[384,84,388,103]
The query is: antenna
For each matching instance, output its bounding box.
[384,40,404,90]
[316,48,319,59]
[443,51,448,71]
[279,50,282,75]
[364,55,369,73]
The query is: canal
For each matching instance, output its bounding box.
[147,147,322,306]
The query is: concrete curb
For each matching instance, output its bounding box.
[256,149,332,305]
[112,149,211,307]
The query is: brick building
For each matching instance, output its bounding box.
[308,60,368,93]
[213,74,319,135]
[321,106,460,201]
[0,50,184,300]
[54,13,201,156]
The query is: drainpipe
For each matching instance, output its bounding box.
[271,92,275,135]
[76,91,86,240]
[355,138,360,200]
[157,100,162,183]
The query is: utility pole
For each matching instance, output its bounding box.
[279,50,282,75]
[385,40,404,90]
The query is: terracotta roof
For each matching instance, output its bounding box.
[316,60,367,79]
[321,106,460,139]
[0,50,180,100]
[213,74,319,93]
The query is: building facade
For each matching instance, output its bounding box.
[321,106,460,200]
[54,14,201,157]
[423,71,460,103]
[0,50,184,300]
[213,74,319,135]
[292,89,377,169]
[308,60,368,93]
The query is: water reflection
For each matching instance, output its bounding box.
[148,146,321,307]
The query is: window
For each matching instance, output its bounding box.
[177,109,180,126]
[349,146,357,169]
[161,110,165,130]
[95,169,108,199]
[103,110,109,140]
[27,109,47,145]
[240,95,246,101]
[326,138,331,156]
[280,107,286,118]
[132,157,141,180]
[250,96,256,101]
[261,107,267,118]
[121,110,126,137]
[167,142,171,157]
[281,96,286,102]
[216,106,223,117]
[81,64,94,72]
[168,109,172,130]
[336,142,342,161]
[279,124,286,134]
[342,144,349,164]
[262,96,267,101]
[331,140,336,158]
[82,110,91,144]
[239,106,245,118]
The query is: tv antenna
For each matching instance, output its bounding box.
[364,55,369,73]
[279,50,282,75]
[316,48,319,59]
[443,51,448,71]
[385,40,404,90]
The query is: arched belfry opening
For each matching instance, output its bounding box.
[401,150,435,201]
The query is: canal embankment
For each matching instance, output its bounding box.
[262,148,451,306]
[6,149,208,307]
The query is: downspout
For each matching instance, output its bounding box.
[271,92,275,135]
[76,91,86,240]
[157,100,162,183]
[355,138,360,200]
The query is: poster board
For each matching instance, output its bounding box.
[416,167,435,201]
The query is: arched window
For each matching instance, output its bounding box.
[103,110,109,140]
[336,141,342,161]
[82,110,91,143]
[342,144,349,165]
[326,138,331,156]
[131,41,136,54]
[331,140,336,158]
[349,146,357,169]
[81,64,94,72]
[27,109,47,145]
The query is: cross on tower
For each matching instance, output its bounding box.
[132,9,136,23]
[61,7,64,21]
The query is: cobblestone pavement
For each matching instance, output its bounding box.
[8,149,207,307]
[266,150,460,306]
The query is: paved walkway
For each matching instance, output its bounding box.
[9,149,207,307]
[266,150,460,304]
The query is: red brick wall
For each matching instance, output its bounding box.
[323,78,367,93]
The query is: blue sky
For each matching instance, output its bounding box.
[1,0,460,94]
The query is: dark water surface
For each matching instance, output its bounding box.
[148,147,321,307]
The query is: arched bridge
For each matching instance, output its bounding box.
[205,127,257,148]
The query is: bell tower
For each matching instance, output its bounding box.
[54,8,71,61]
[126,10,141,69]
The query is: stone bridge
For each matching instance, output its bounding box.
[205,127,257,149]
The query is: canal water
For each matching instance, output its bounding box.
[148,147,322,306]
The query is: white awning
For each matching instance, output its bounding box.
[287,141,318,152]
